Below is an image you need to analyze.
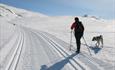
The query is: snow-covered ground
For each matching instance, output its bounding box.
[0,3,115,70]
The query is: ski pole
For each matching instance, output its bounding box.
[82,36,92,56]
[69,30,73,51]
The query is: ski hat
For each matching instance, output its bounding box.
[74,17,79,21]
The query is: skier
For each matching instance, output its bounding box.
[71,17,84,53]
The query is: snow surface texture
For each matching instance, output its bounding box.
[0,3,115,70]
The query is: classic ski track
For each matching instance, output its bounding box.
[43,31,114,70]
[22,27,52,70]
[0,30,19,70]
[24,27,107,70]
[25,27,114,70]
[5,27,24,70]
[25,29,77,70]
[28,29,86,70]
[37,32,99,70]
[32,30,105,70]
[38,31,108,70]
[4,26,113,70]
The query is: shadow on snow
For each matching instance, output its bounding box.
[40,53,78,70]
[89,46,102,54]
[82,43,102,54]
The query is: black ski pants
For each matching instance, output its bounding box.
[74,32,83,52]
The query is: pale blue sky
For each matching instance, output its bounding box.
[0,0,114,19]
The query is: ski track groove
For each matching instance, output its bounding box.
[21,27,56,70]
[25,28,72,70]
[30,32,62,65]
[30,30,86,70]
[24,27,108,70]
[25,28,80,70]
[18,27,36,70]
[0,32,19,70]
[34,30,107,70]
[39,31,113,70]
[39,32,96,70]
[5,26,24,70]
[27,28,51,70]
[4,28,22,70]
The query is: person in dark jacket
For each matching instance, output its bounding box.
[71,17,84,53]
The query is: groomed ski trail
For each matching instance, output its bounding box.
[1,25,114,70]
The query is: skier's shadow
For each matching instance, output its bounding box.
[40,53,78,70]
[89,46,102,54]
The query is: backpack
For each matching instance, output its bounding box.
[75,21,84,32]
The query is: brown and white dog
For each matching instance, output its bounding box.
[92,35,103,48]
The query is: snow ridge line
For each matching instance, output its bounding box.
[37,31,86,70]
[0,5,15,14]
[5,28,24,70]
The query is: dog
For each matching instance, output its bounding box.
[92,35,103,48]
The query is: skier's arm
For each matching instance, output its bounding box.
[71,23,75,30]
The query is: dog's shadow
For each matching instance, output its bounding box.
[89,46,102,54]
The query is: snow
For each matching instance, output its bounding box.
[0,3,115,70]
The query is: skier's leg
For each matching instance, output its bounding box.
[74,33,79,52]
[75,32,83,53]
[77,33,83,53]
[76,38,80,52]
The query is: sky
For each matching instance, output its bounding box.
[0,0,115,19]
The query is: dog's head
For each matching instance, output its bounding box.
[92,37,96,41]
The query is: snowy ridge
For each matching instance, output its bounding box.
[0,3,48,18]
[0,5,16,19]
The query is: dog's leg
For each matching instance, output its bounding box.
[101,35,103,48]
[99,41,101,47]
[97,41,100,48]
[95,42,98,47]
[101,39,103,48]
